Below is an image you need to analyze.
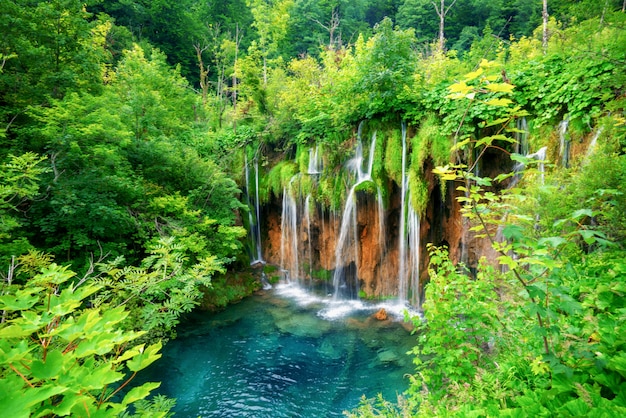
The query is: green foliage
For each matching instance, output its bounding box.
[199,272,261,311]
[0,260,170,417]
[384,130,403,185]
[0,153,48,241]
[412,115,451,170]
[351,18,417,119]
[91,235,225,341]
[408,171,428,216]
[391,56,626,418]
[406,247,507,413]
[355,180,378,195]
[263,161,299,202]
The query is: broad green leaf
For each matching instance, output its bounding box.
[578,229,597,245]
[126,341,163,372]
[30,350,66,380]
[0,288,41,311]
[502,225,524,241]
[539,236,567,248]
[571,208,593,220]
[121,381,160,406]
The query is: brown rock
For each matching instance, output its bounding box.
[374,308,388,321]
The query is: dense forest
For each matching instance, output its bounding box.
[1,0,625,416]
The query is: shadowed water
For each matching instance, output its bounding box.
[138,284,417,417]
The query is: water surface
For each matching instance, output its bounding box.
[140,284,417,417]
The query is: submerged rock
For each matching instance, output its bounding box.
[376,349,400,364]
[275,313,331,338]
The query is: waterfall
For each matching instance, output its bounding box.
[397,122,422,306]
[331,189,359,299]
[245,154,264,265]
[304,194,314,287]
[280,182,299,282]
[407,201,421,306]
[331,129,378,299]
[254,157,263,261]
[515,117,529,156]
[398,122,409,301]
[585,127,603,163]
[529,146,548,185]
[558,118,570,168]
[308,145,323,175]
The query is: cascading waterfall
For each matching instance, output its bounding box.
[407,202,421,306]
[585,127,603,163]
[398,123,409,301]
[244,154,264,265]
[397,122,421,305]
[304,194,314,287]
[515,117,529,156]
[280,180,299,282]
[558,118,570,167]
[529,146,548,185]
[331,128,379,299]
[308,145,323,174]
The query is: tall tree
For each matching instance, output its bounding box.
[433,0,458,51]
[246,0,294,86]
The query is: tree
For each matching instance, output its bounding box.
[246,0,294,86]
[433,0,458,51]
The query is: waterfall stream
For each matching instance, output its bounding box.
[245,154,264,265]
[331,129,379,299]
[397,122,422,305]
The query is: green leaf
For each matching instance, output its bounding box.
[30,350,66,380]
[571,209,593,220]
[126,341,163,372]
[539,236,567,248]
[578,229,597,245]
[0,288,41,311]
[502,225,524,241]
[122,382,161,406]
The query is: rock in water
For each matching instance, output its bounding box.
[374,308,387,321]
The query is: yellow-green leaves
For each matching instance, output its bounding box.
[432,165,458,182]
[485,83,515,94]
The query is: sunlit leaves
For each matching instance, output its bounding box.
[0,263,168,416]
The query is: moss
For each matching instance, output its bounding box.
[355,179,377,194]
[199,272,261,311]
[262,264,281,283]
[296,143,309,173]
[266,161,298,201]
[311,268,333,281]
[384,129,403,184]
[409,169,429,215]
[412,114,451,172]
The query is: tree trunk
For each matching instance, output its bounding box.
[432,0,457,52]
[438,0,445,51]
[542,0,549,54]
[194,44,209,107]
